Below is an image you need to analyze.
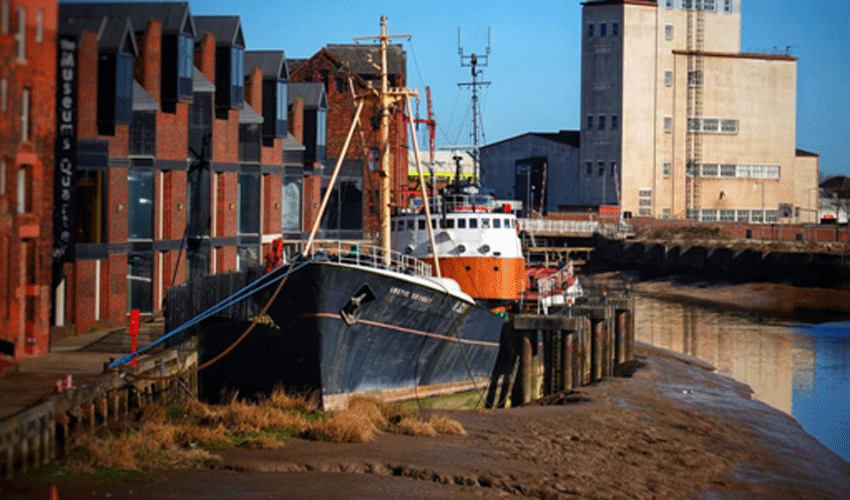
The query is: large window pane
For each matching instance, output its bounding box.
[128,169,153,239]
[75,170,106,244]
[238,171,259,234]
[127,252,153,313]
[282,178,301,232]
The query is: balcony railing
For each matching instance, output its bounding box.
[310,242,433,279]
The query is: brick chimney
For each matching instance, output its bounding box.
[135,20,161,102]
[289,97,304,143]
[246,66,262,111]
[196,32,216,84]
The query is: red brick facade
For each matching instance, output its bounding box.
[289,46,409,236]
[0,0,57,359]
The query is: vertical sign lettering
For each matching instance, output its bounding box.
[54,36,77,262]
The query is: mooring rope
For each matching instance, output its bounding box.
[113,256,317,381]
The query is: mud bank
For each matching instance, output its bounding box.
[632,278,850,321]
[3,348,848,500]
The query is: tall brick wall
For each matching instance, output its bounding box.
[0,0,57,358]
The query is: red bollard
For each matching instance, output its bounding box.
[129,309,140,368]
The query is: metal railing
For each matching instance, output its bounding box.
[311,242,433,279]
[518,218,633,238]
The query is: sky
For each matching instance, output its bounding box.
[189,0,850,178]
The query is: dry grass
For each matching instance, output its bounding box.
[64,392,466,472]
[394,418,437,436]
[428,414,467,436]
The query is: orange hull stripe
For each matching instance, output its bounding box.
[423,257,526,300]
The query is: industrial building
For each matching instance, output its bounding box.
[579,0,819,222]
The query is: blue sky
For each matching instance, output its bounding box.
[190,0,849,177]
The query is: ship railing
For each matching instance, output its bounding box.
[518,219,600,235]
[311,242,433,279]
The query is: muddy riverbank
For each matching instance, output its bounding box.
[3,346,848,499]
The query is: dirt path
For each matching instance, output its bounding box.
[5,349,848,500]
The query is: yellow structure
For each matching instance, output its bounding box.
[580,0,818,222]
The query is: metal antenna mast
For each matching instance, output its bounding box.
[457,27,491,183]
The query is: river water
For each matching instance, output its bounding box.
[634,294,850,463]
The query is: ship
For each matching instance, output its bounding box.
[391,181,525,308]
[261,17,505,410]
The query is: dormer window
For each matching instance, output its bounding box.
[178,33,194,99]
[98,30,136,135]
[230,46,244,107]
[316,108,327,161]
[276,80,287,137]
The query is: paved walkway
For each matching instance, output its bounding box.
[0,325,162,421]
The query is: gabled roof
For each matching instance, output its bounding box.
[326,43,405,76]
[286,58,308,73]
[193,15,245,47]
[239,102,264,124]
[482,130,581,150]
[192,67,215,92]
[245,50,288,80]
[60,2,195,37]
[288,82,327,110]
[59,6,138,55]
[133,80,158,111]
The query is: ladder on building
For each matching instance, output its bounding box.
[685,0,705,219]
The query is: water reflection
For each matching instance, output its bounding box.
[634,295,850,463]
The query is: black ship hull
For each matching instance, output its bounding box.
[263,259,504,409]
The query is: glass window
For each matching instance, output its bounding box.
[665,24,673,41]
[662,208,671,219]
[600,23,606,37]
[751,210,764,223]
[586,162,592,175]
[664,116,672,132]
[598,115,605,130]
[598,162,605,176]
[724,0,733,13]
[418,219,425,230]
[230,46,244,106]
[178,34,194,98]
[720,164,736,177]
[611,115,617,130]
[736,210,750,222]
[702,118,719,132]
[127,252,153,314]
[663,162,671,177]
[21,87,29,141]
[588,23,593,37]
[481,218,490,229]
[688,70,702,87]
[35,9,41,43]
[504,218,510,228]
[765,210,778,223]
[15,6,24,61]
[128,169,154,239]
[17,164,32,214]
[238,170,260,234]
[115,54,133,124]
[493,218,501,229]
[469,218,478,229]
[239,123,261,162]
[664,70,673,87]
[237,245,258,271]
[701,164,718,177]
[721,119,738,133]
[720,210,735,222]
[431,219,436,229]
[701,210,717,222]
[446,218,455,229]
[610,162,617,177]
[276,80,288,136]
[612,22,619,36]
[406,219,414,230]
[282,177,302,232]
[316,108,327,160]
[76,170,107,244]
[131,111,156,156]
[586,115,593,130]
[187,167,210,238]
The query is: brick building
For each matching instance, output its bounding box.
[288,43,408,238]
[0,0,57,360]
[51,3,291,337]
